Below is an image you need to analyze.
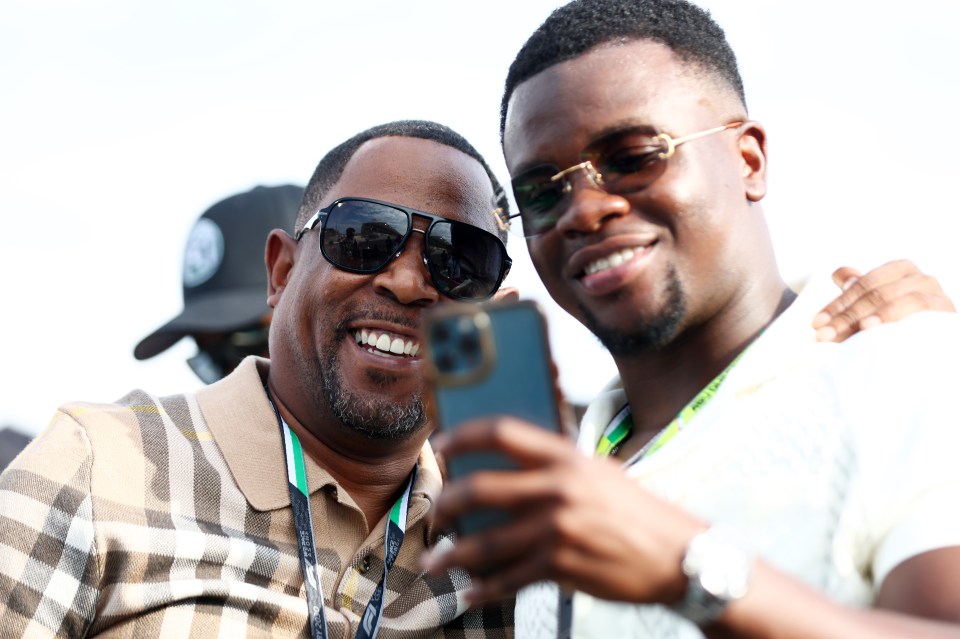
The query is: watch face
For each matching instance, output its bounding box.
[698,549,751,598]
[677,527,754,625]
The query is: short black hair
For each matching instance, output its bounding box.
[500,0,746,139]
[298,120,509,241]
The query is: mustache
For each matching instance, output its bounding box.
[335,304,423,334]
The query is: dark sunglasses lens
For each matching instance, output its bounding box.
[512,168,566,236]
[322,200,409,271]
[425,221,504,299]
[590,130,668,191]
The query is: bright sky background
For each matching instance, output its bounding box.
[3,0,959,437]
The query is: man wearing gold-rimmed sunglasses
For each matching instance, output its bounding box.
[426,1,960,638]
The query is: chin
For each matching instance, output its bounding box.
[579,274,687,357]
[323,365,426,440]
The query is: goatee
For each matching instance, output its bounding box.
[579,268,686,357]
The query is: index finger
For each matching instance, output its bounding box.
[432,416,578,469]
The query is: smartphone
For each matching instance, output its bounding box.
[423,299,566,537]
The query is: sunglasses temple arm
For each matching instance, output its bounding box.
[671,121,744,148]
[492,207,514,233]
[295,211,326,240]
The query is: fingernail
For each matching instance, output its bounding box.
[842,277,858,291]
[860,315,881,330]
[464,582,484,605]
[421,547,448,574]
[811,312,831,328]
[815,326,837,342]
[421,551,437,573]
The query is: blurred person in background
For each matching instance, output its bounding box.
[134,184,304,383]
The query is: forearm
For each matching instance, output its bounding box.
[707,561,960,639]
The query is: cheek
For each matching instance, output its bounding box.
[526,236,559,281]
[526,236,580,306]
[647,173,728,252]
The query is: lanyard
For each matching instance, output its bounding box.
[596,350,747,463]
[269,397,417,639]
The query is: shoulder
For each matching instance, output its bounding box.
[829,310,959,394]
[7,387,204,496]
[60,387,199,445]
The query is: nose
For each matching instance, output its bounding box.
[371,227,440,306]
[552,167,631,238]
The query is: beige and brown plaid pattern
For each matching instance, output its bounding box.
[0,358,512,637]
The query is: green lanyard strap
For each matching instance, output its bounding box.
[596,350,747,462]
[268,394,416,639]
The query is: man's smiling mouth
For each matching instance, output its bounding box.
[353,329,421,358]
[583,247,642,276]
[578,241,658,279]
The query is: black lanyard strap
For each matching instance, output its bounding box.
[268,395,416,639]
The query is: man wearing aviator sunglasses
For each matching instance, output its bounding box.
[0,120,517,638]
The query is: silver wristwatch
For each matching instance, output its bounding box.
[673,526,754,627]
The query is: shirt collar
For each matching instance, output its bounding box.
[196,357,443,512]
[577,274,840,454]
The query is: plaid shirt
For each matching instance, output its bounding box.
[0,357,512,637]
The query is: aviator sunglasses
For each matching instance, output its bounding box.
[295,197,512,300]
[505,121,744,237]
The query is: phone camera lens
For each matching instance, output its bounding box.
[459,334,480,356]
[431,322,450,345]
[436,353,456,373]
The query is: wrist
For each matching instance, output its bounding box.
[673,525,754,627]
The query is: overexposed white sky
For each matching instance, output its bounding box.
[3,1,959,436]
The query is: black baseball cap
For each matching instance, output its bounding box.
[134,184,304,360]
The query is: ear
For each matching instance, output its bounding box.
[266,229,298,308]
[738,121,768,202]
[492,286,521,302]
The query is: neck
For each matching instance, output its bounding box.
[267,379,425,528]
[615,284,796,436]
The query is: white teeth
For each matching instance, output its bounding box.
[589,257,610,274]
[585,248,638,275]
[351,329,420,358]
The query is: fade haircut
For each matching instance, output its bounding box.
[500,0,746,139]
[297,120,510,241]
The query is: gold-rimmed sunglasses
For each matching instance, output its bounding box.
[503,121,743,237]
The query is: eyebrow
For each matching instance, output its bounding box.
[584,122,661,151]
[510,120,663,177]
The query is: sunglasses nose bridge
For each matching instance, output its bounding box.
[389,226,432,272]
[551,160,605,196]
